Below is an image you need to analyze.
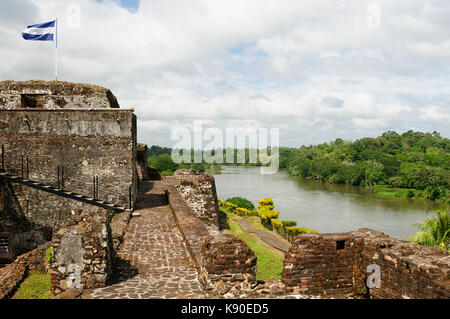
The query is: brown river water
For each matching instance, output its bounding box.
[213,166,442,240]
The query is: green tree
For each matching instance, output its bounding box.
[150,154,178,173]
[361,160,385,186]
[407,209,449,251]
[225,197,255,210]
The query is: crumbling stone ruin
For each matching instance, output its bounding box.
[0,80,119,109]
[282,229,450,299]
[0,80,139,298]
[0,80,448,300]
[164,169,221,235]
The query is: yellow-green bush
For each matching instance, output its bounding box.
[284,226,318,242]
[271,219,284,236]
[236,207,251,216]
[258,205,274,210]
[281,220,297,227]
[258,198,274,210]
[258,210,280,220]
[258,210,280,229]
[220,201,237,209]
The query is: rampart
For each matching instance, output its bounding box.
[282,228,450,299]
[0,109,137,225]
[0,80,119,109]
[0,81,138,262]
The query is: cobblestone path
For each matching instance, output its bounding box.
[90,181,205,299]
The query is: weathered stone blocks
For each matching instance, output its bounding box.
[282,228,450,299]
[50,207,114,298]
[199,234,257,297]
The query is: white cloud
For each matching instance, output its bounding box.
[1,0,449,147]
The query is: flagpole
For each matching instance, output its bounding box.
[55,17,58,81]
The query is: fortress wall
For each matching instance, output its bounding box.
[164,169,220,230]
[351,228,450,299]
[0,181,51,259]
[282,232,355,295]
[282,228,450,299]
[0,109,137,228]
[0,80,119,109]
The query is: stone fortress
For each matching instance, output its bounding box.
[0,80,448,299]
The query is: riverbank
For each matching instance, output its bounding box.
[222,209,285,280]
[214,166,440,239]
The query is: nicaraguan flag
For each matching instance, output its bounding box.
[22,20,55,41]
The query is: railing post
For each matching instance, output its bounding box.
[93,176,96,199]
[21,155,24,179]
[95,176,98,200]
[61,166,64,191]
[57,166,60,190]
[26,156,29,180]
[129,185,132,211]
[1,144,3,170]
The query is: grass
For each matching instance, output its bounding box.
[374,185,425,200]
[246,216,290,243]
[12,271,51,299]
[222,208,284,281]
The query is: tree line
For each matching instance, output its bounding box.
[280,130,449,203]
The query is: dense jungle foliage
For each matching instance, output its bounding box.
[280,130,449,203]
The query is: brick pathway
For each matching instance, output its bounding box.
[89,181,205,299]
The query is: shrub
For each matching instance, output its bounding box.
[225,197,255,210]
[271,219,284,236]
[219,201,238,213]
[258,210,280,229]
[281,220,297,227]
[236,207,251,216]
[258,210,280,220]
[284,226,318,242]
[258,198,274,210]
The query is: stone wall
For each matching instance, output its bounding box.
[0,80,119,109]
[50,207,114,299]
[136,143,150,193]
[199,234,257,298]
[164,169,220,233]
[351,228,450,299]
[282,228,450,299]
[282,232,354,296]
[0,109,137,228]
[0,181,51,259]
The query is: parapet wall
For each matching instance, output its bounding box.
[164,169,220,232]
[199,234,257,297]
[0,109,137,228]
[0,80,119,109]
[282,228,450,299]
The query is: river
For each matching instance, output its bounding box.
[213,166,441,240]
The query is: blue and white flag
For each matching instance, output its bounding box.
[22,20,55,41]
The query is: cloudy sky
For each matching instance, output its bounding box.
[1,0,450,147]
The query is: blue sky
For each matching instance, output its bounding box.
[95,0,139,12]
[1,0,450,147]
